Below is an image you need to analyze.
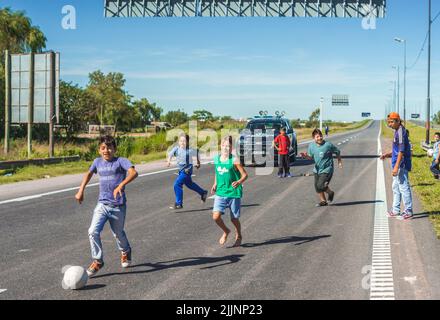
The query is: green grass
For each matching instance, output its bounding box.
[0,161,91,185]
[382,120,440,239]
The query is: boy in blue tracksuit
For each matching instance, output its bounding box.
[167,134,208,209]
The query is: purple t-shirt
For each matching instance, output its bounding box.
[392,125,412,171]
[89,157,134,206]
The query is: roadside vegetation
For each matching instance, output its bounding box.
[382,121,440,239]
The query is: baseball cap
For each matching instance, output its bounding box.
[387,112,401,121]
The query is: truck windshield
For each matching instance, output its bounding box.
[246,121,283,131]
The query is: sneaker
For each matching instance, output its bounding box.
[121,250,132,268]
[170,204,183,210]
[398,212,413,220]
[278,174,284,178]
[315,201,328,207]
[328,191,335,203]
[286,173,293,178]
[387,210,400,218]
[201,191,208,203]
[87,260,104,277]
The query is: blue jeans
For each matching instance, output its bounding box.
[88,202,131,262]
[174,168,206,206]
[391,169,413,214]
[430,160,440,176]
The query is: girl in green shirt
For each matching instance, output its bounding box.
[211,136,248,247]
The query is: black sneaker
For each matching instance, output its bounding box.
[328,191,335,203]
[201,191,208,203]
[170,205,183,210]
[315,201,328,207]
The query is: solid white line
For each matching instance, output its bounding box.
[0,161,214,205]
[370,124,395,300]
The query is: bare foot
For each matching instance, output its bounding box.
[219,229,231,245]
[232,237,242,247]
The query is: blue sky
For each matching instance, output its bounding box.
[1,0,439,121]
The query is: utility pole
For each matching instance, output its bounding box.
[320,97,324,132]
[392,66,400,115]
[426,0,432,145]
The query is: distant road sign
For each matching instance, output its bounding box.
[411,114,420,119]
[332,95,349,106]
[362,113,371,118]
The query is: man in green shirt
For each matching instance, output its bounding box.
[211,136,248,247]
[300,129,342,207]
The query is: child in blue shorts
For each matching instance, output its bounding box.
[211,136,248,247]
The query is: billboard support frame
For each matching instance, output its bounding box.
[28,52,35,158]
[4,50,11,155]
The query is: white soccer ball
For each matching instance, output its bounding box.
[427,149,434,157]
[62,266,88,290]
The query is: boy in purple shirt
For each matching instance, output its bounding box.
[75,135,138,276]
[380,112,413,220]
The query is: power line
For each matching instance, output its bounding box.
[407,9,440,70]
[407,31,428,70]
[433,10,440,22]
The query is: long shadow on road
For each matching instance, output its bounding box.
[92,254,245,279]
[241,235,331,248]
[177,204,260,214]
[331,200,383,207]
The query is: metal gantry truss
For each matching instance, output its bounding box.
[104,0,386,18]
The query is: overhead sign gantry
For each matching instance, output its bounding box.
[104,0,386,18]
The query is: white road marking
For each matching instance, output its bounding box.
[18,249,30,253]
[0,289,7,294]
[0,161,214,205]
[370,125,395,300]
[337,143,342,146]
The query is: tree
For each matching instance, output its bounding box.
[220,115,233,121]
[132,98,163,127]
[86,70,132,132]
[306,108,320,128]
[191,109,214,122]
[433,111,440,125]
[59,81,98,139]
[290,118,302,128]
[162,109,188,127]
[0,7,46,139]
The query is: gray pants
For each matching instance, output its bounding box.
[314,172,333,193]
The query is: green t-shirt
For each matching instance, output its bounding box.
[307,141,341,175]
[214,155,243,199]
